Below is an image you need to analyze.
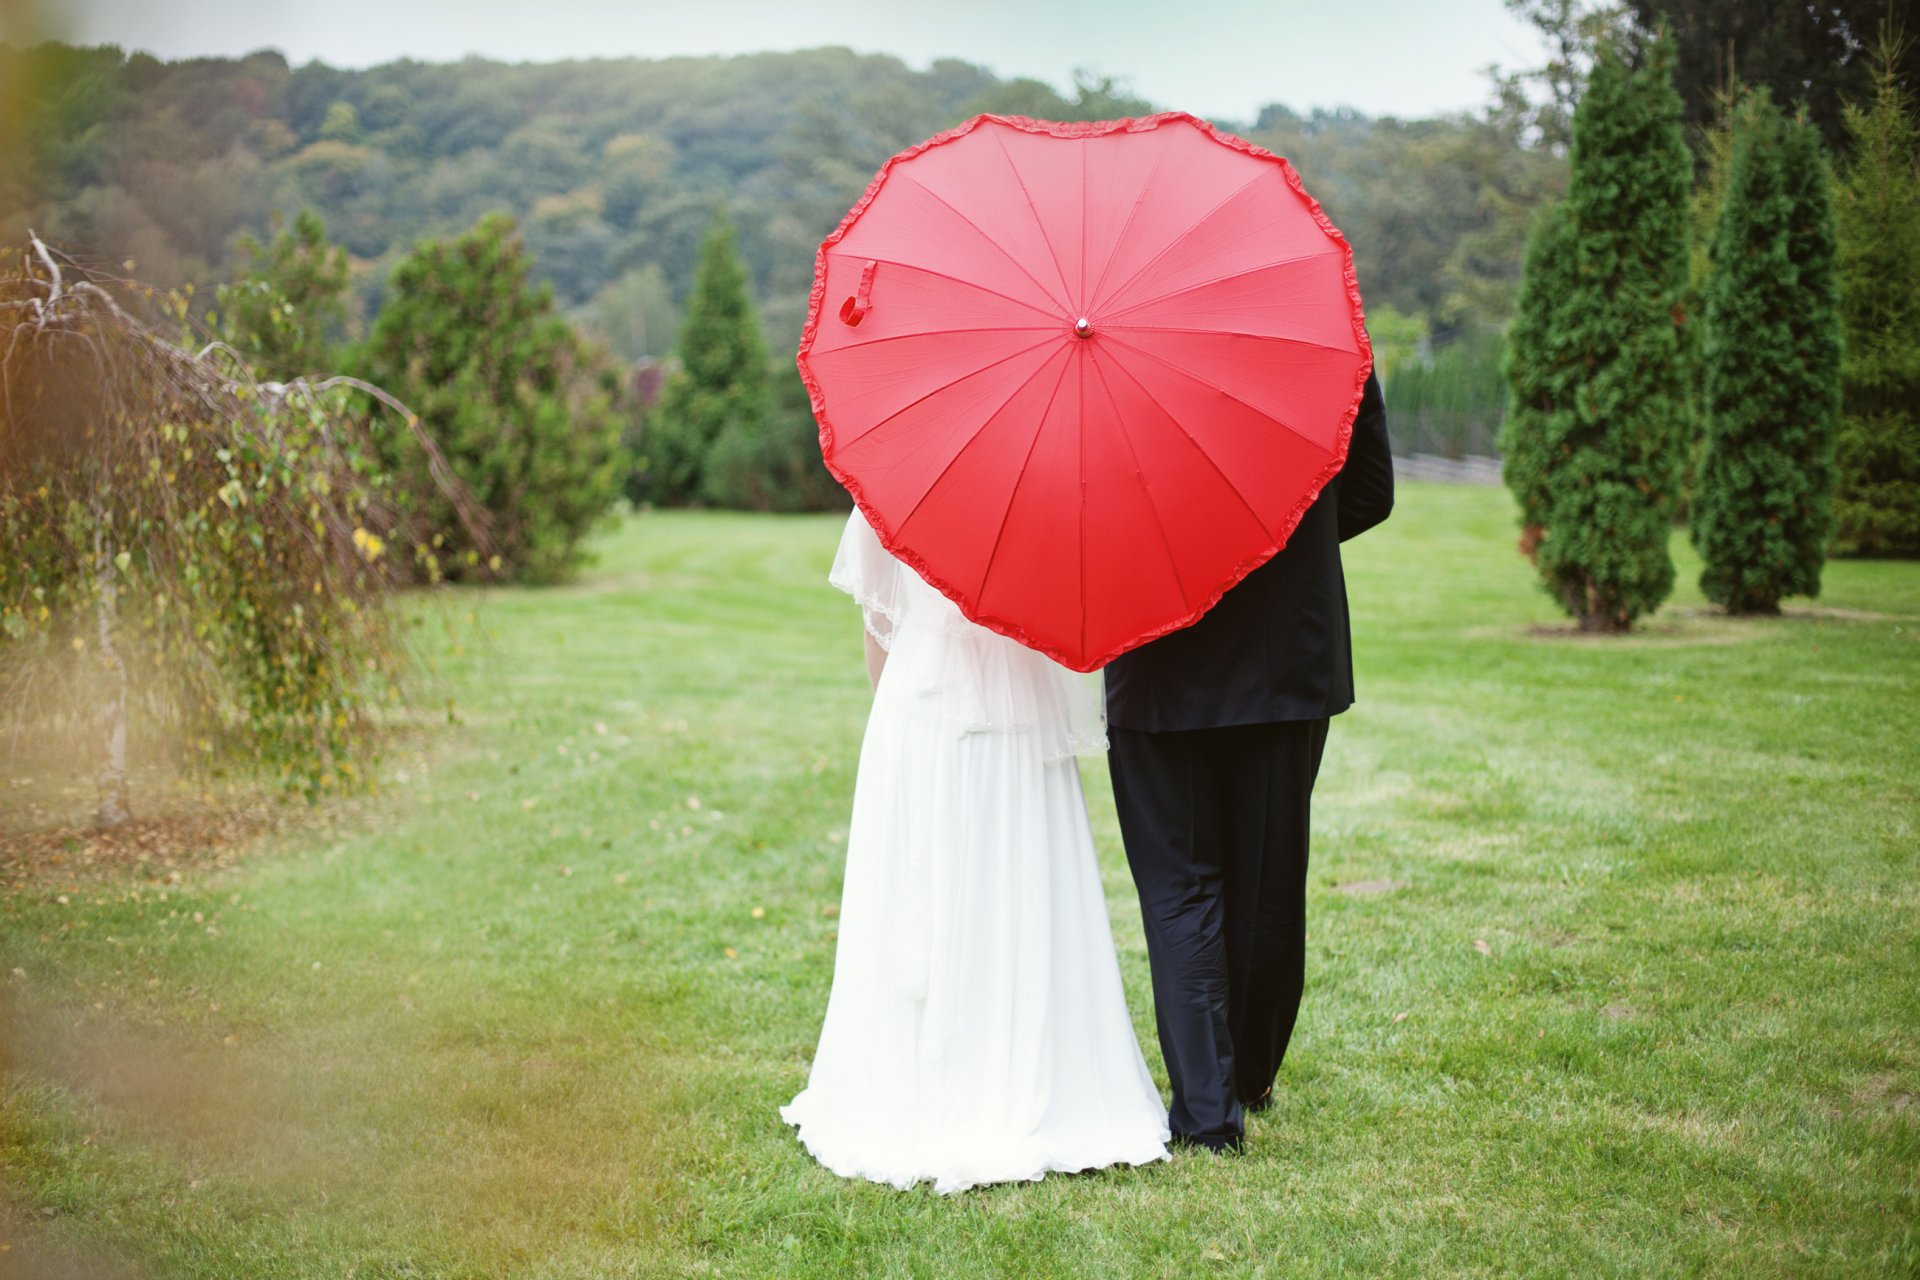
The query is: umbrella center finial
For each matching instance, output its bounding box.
[1074,316,1093,339]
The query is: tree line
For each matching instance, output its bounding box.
[1501,21,1919,634]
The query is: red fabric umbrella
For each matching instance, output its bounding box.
[799,111,1372,672]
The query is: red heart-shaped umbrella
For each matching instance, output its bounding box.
[799,111,1372,672]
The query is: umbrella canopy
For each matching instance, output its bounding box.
[799,111,1372,672]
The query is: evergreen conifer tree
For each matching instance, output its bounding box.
[1778,112,1844,576]
[1511,34,1693,630]
[1832,31,1920,557]
[361,212,623,582]
[1501,201,1579,563]
[1693,96,1844,611]
[645,210,770,504]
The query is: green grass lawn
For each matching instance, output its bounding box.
[2,483,1916,1278]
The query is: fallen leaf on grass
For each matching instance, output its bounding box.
[723,947,738,960]
[1392,1012,1408,1024]
[1473,939,1493,957]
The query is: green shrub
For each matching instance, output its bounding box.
[215,208,351,381]
[1387,328,1505,459]
[700,363,844,513]
[359,212,624,583]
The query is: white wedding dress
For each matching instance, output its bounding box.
[781,508,1170,1194]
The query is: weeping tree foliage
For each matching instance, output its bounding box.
[1694,98,1842,612]
[0,237,486,823]
[1832,28,1920,558]
[360,213,625,583]
[1504,33,1693,631]
[643,209,771,505]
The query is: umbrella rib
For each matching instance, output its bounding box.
[1088,167,1277,315]
[1098,330,1336,454]
[833,333,1062,449]
[1083,140,1176,312]
[988,128,1075,311]
[1098,249,1341,321]
[1094,337,1287,533]
[823,251,1063,322]
[1078,347,1087,660]
[1100,326,1357,357]
[826,325,1059,354]
[976,352,1075,607]
[895,173,1071,315]
[1078,145,1088,305]
[1087,349,1190,602]
[894,346,1069,531]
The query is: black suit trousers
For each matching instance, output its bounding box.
[1108,717,1329,1146]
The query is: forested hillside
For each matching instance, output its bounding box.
[0,40,1561,366]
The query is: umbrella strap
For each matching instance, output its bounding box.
[838,260,878,327]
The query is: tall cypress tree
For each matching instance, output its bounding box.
[1778,111,1844,579]
[1522,34,1693,631]
[645,209,770,504]
[1502,201,1579,566]
[1694,97,1792,612]
[1832,32,1920,558]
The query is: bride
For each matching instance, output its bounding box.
[781,505,1171,1193]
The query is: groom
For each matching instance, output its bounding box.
[1104,368,1394,1153]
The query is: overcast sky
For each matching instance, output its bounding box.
[25,0,1552,123]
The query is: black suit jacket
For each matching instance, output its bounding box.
[1103,370,1394,731]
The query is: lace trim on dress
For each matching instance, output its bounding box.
[830,575,901,652]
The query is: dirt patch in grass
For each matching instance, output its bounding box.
[0,1199,146,1280]
[1333,877,1400,896]
[0,806,280,897]
[1487,605,1916,647]
[1513,619,1758,647]
[1851,1072,1917,1115]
